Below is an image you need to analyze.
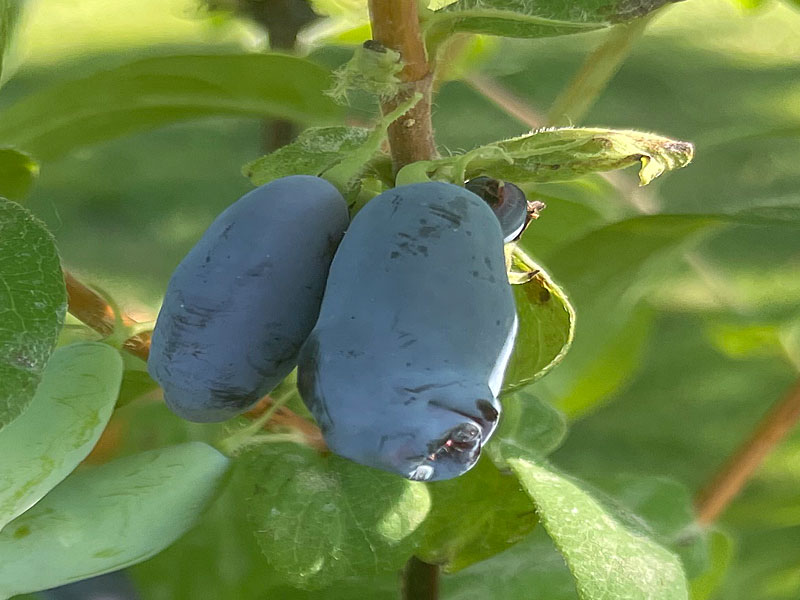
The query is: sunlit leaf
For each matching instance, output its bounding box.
[588,475,709,578]
[422,128,694,186]
[504,252,574,392]
[243,126,370,186]
[0,442,230,598]
[308,0,367,18]
[0,198,66,430]
[0,343,123,531]
[506,452,689,600]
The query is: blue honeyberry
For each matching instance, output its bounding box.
[149,176,348,422]
[298,182,518,481]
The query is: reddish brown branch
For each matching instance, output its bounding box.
[64,271,120,339]
[368,0,436,170]
[64,269,324,449]
[695,379,800,524]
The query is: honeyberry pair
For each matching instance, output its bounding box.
[148,175,527,481]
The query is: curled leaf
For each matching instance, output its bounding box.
[425,127,694,186]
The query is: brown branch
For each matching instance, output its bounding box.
[368,0,436,170]
[64,270,121,339]
[64,268,324,449]
[695,379,800,525]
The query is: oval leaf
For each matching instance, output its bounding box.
[416,456,537,572]
[0,197,66,430]
[243,442,430,590]
[0,342,123,530]
[0,54,343,161]
[426,0,679,40]
[505,452,689,600]
[0,442,230,598]
[0,148,38,201]
[243,126,370,186]
[504,251,574,392]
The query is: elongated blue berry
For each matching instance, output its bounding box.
[149,176,348,422]
[298,182,517,481]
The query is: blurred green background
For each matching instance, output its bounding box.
[5,0,800,598]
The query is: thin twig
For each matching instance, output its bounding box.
[63,269,324,449]
[695,380,800,524]
[547,15,654,126]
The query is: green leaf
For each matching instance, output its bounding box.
[0,148,38,201]
[546,305,655,417]
[690,530,734,600]
[416,392,565,574]
[0,54,343,161]
[730,0,768,9]
[0,442,230,599]
[530,214,722,417]
[504,251,575,392]
[419,128,694,187]
[244,93,421,197]
[416,457,537,572]
[705,321,787,360]
[243,126,370,186]
[0,342,123,531]
[588,475,709,578]
[0,0,23,82]
[116,369,159,408]
[0,198,66,431]
[488,391,568,465]
[243,442,430,589]
[506,453,689,600]
[425,0,676,42]
[308,0,367,18]
[518,178,625,256]
[442,527,579,600]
